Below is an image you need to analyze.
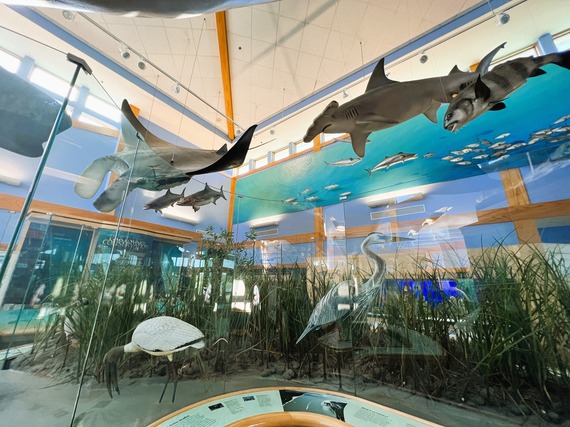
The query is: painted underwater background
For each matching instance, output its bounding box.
[235,64,570,223]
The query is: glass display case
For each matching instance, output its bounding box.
[1,1,569,426]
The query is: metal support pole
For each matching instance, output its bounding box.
[0,53,91,370]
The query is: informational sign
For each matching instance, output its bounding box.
[151,387,441,427]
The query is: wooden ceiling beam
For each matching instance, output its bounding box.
[215,11,235,141]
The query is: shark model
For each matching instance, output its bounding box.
[0,1,276,18]
[444,49,570,132]
[74,99,256,212]
[304,43,506,157]
[143,188,185,213]
[177,183,226,212]
[0,66,72,157]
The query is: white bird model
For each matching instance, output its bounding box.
[296,232,410,343]
[103,316,205,402]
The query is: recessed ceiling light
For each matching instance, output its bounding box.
[62,10,76,21]
[137,58,146,70]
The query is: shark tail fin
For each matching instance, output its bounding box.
[74,156,129,199]
[303,100,339,142]
[365,168,372,178]
[220,185,226,200]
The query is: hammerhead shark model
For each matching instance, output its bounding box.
[304,43,506,157]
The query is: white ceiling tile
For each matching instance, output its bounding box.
[253,2,280,14]
[278,0,309,22]
[306,0,338,29]
[165,27,196,55]
[105,23,144,51]
[276,16,304,50]
[228,34,252,62]
[299,23,330,55]
[227,7,253,38]
[251,39,275,69]
[295,51,322,80]
[138,25,171,54]
[273,46,299,75]
[250,64,273,89]
[335,0,368,35]
[251,9,279,43]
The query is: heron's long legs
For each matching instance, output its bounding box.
[158,359,171,403]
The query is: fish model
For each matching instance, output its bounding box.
[365,152,417,176]
[143,188,185,213]
[304,44,505,157]
[177,183,226,212]
[0,0,275,18]
[324,157,362,167]
[444,49,570,132]
[299,187,313,196]
[74,99,256,212]
[422,207,452,227]
[0,66,71,157]
[322,183,339,190]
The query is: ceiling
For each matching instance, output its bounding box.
[0,0,568,165]
[0,0,570,178]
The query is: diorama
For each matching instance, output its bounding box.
[0,0,569,426]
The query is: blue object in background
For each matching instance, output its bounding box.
[397,279,459,306]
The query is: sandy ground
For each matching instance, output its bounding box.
[0,365,540,427]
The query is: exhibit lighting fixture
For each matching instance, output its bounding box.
[119,44,131,59]
[269,127,276,135]
[342,90,349,98]
[497,12,510,26]
[62,10,76,21]
[171,82,181,94]
[137,58,146,70]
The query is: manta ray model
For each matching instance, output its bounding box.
[0,66,72,157]
[74,99,256,212]
[444,49,570,132]
[303,44,506,158]
[177,183,226,212]
[0,0,275,17]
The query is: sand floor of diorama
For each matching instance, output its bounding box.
[0,367,536,427]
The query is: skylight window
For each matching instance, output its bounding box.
[273,147,290,162]
[237,164,250,175]
[294,140,312,154]
[255,156,268,169]
[29,67,78,100]
[85,94,121,122]
[554,32,570,51]
[0,49,20,73]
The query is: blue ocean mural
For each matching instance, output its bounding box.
[235,65,570,223]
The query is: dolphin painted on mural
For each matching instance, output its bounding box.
[365,152,418,176]
[303,43,506,157]
[177,183,226,212]
[444,49,570,132]
[0,0,276,18]
[143,188,185,213]
[0,66,72,157]
[74,99,256,212]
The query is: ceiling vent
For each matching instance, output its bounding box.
[370,204,425,221]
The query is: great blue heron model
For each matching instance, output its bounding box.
[296,232,410,343]
[103,316,205,403]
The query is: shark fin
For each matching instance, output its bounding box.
[349,130,371,158]
[365,58,397,92]
[423,101,440,123]
[193,206,200,212]
[529,68,547,78]
[216,144,228,155]
[74,156,130,199]
[303,101,338,142]
[448,65,463,75]
[220,185,227,200]
[181,188,185,198]
[474,76,491,101]
[475,42,506,74]
[489,102,506,111]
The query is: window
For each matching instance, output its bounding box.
[0,49,20,73]
[85,94,121,122]
[254,156,268,169]
[237,164,250,175]
[489,46,537,70]
[294,140,312,154]
[29,67,78,100]
[554,32,570,52]
[273,147,290,162]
